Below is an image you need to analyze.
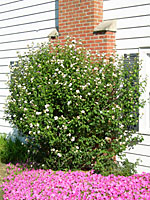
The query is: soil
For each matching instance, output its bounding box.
[0,162,7,200]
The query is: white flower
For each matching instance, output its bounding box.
[55,68,59,71]
[94,67,98,70]
[36,112,41,115]
[86,51,90,56]
[30,123,33,128]
[119,124,124,128]
[62,125,67,130]
[76,90,80,93]
[112,115,115,120]
[67,101,71,106]
[76,146,79,149]
[44,108,49,113]
[81,110,85,114]
[77,116,80,119]
[45,104,50,108]
[24,108,27,111]
[82,85,86,90]
[36,123,39,127]
[54,116,58,120]
[51,148,55,152]
[57,153,62,157]
[61,63,64,68]
[69,83,72,87]
[116,105,120,109]
[113,73,117,77]
[68,133,71,137]
[47,125,50,129]
[71,137,75,142]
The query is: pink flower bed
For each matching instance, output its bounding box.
[1,164,150,200]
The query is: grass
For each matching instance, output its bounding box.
[0,162,7,200]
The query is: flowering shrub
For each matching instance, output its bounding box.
[1,164,150,200]
[5,38,146,174]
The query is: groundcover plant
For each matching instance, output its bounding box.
[1,164,150,200]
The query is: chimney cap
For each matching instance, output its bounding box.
[94,20,117,33]
[48,28,59,39]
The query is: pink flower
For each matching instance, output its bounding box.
[1,164,150,200]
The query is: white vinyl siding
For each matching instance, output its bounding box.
[103,0,150,54]
[104,0,150,173]
[0,0,58,134]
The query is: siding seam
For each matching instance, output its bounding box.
[0,0,57,7]
[0,1,57,14]
[103,3,150,11]
[0,9,58,22]
[103,14,150,21]
[0,27,56,37]
[0,36,49,45]
[0,19,57,29]
[125,152,150,158]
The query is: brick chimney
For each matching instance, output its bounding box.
[50,0,116,54]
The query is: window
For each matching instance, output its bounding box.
[124,53,139,131]
[139,48,150,133]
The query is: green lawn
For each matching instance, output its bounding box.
[0,162,7,200]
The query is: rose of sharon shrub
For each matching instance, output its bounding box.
[5,38,146,175]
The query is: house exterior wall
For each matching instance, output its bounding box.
[0,0,150,174]
[0,0,58,134]
[103,0,150,173]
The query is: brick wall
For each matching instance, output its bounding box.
[54,0,116,54]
